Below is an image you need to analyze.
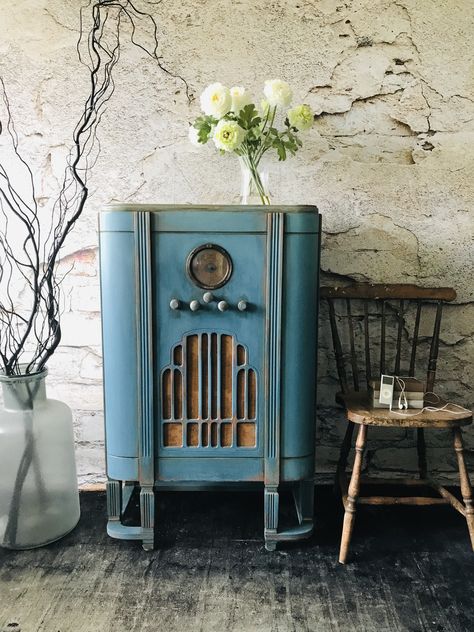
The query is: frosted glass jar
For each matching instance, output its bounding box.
[0,368,80,549]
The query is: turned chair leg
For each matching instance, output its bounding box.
[416,428,428,480]
[334,421,355,495]
[453,428,474,550]
[339,424,368,564]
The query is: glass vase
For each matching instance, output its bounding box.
[0,368,80,549]
[238,157,271,205]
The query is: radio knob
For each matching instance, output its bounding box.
[169,298,180,310]
[217,300,229,312]
[237,300,248,312]
[189,300,201,311]
[202,291,214,304]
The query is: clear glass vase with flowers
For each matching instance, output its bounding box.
[189,80,314,205]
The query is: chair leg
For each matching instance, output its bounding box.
[416,428,428,479]
[339,424,368,564]
[334,421,355,495]
[453,428,474,550]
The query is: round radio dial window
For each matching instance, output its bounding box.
[187,244,233,290]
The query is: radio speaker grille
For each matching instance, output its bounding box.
[162,333,257,448]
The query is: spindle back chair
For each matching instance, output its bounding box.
[323,283,453,398]
[321,283,473,564]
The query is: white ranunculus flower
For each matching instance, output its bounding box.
[188,125,202,147]
[213,119,246,152]
[263,79,293,108]
[230,86,251,114]
[287,104,314,131]
[200,82,232,118]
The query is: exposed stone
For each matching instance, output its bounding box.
[322,214,421,280]
[390,83,430,132]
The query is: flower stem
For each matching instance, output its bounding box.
[242,154,270,205]
[255,106,277,165]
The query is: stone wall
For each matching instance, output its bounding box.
[1,1,472,485]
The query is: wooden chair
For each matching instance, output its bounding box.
[321,283,473,564]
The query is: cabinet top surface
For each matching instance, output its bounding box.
[102,204,319,214]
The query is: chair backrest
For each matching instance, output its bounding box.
[320,284,456,395]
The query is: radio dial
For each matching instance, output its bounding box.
[237,300,248,311]
[189,300,201,312]
[169,298,180,310]
[217,300,229,312]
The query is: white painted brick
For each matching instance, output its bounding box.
[60,313,102,348]
[76,412,105,444]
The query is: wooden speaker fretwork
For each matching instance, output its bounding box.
[162,332,257,448]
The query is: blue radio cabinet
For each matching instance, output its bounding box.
[99,205,320,550]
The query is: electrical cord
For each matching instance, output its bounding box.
[387,376,471,417]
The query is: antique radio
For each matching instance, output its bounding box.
[99,205,320,550]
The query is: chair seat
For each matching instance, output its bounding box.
[339,391,472,428]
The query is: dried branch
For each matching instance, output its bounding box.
[0,0,189,376]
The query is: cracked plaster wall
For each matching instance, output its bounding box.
[0,0,473,485]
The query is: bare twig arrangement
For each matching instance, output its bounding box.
[0,0,189,377]
[1,0,189,549]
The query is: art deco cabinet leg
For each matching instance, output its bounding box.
[140,486,156,551]
[453,428,474,550]
[339,424,368,564]
[106,479,121,522]
[134,211,156,552]
[263,212,284,552]
[264,487,279,551]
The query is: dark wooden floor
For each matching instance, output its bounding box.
[1,486,473,632]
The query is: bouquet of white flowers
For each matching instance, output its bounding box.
[189,80,314,204]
